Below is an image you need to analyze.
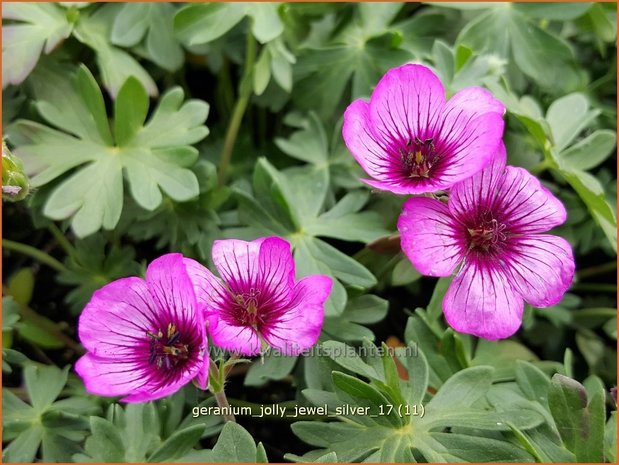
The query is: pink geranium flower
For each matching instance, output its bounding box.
[343,64,505,194]
[191,237,333,356]
[397,145,575,340]
[76,254,209,402]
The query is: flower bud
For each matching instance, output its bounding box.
[2,141,29,202]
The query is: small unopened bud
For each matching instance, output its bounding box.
[2,141,30,202]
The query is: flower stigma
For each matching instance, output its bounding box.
[399,136,439,179]
[147,323,190,370]
[467,214,507,253]
[232,288,262,327]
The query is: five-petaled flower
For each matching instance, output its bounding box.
[190,237,333,356]
[397,145,575,340]
[343,64,505,194]
[76,254,209,402]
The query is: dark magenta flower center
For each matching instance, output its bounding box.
[466,212,507,254]
[231,288,263,328]
[398,136,439,179]
[147,323,190,371]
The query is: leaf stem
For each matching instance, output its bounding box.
[218,26,257,187]
[47,223,76,259]
[2,239,67,273]
[213,390,236,423]
[208,358,236,422]
[218,59,236,120]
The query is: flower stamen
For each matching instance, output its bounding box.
[231,288,262,326]
[467,218,507,251]
[147,323,190,370]
[399,136,439,179]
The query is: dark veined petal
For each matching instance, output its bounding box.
[450,147,567,233]
[145,253,202,330]
[75,354,151,398]
[398,197,464,276]
[448,142,508,218]
[75,352,204,402]
[78,277,160,357]
[342,99,393,183]
[262,275,332,355]
[504,235,575,307]
[495,166,568,234]
[434,86,505,188]
[207,319,261,356]
[257,237,296,300]
[443,261,524,340]
[211,238,265,292]
[434,111,504,189]
[183,257,228,311]
[369,64,446,144]
[443,86,505,117]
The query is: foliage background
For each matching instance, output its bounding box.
[2,2,617,463]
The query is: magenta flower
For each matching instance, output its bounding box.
[397,145,575,340]
[76,254,209,402]
[191,237,333,356]
[343,64,505,194]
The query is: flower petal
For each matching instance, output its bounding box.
[145,253,201,329]
[263,275,332,355]
[258,237,296,298]
[78,277,160,357]
[212,238,266,292]
[183,257,226,310]
[207,316,261,355]
[342,99,393,182]
[75,352,201,402]
[362,177,444,195]
[343,98,450,195]
[121,382,190,403]
[398,197,464,276]
[369,64,446,144]
[495,166,567,234]
[75,354,150,398]
[77,255,208,402]
[443,86,505,118]
[504,235,575,307]
[443,261,524,340]
[193,357,210,391]
[449,143,507,217]
[434,111,504,188]
[450,147,566,233]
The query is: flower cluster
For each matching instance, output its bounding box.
[76,237,332,402]
[76,63,576,403]
[343,64,575,340]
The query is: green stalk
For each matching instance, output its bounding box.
[3,239,67,273]
[208,358,236,422]
[218,27,257,187]
[219,60,236,119]
[213,390,236,423]
[47,223,76,259]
